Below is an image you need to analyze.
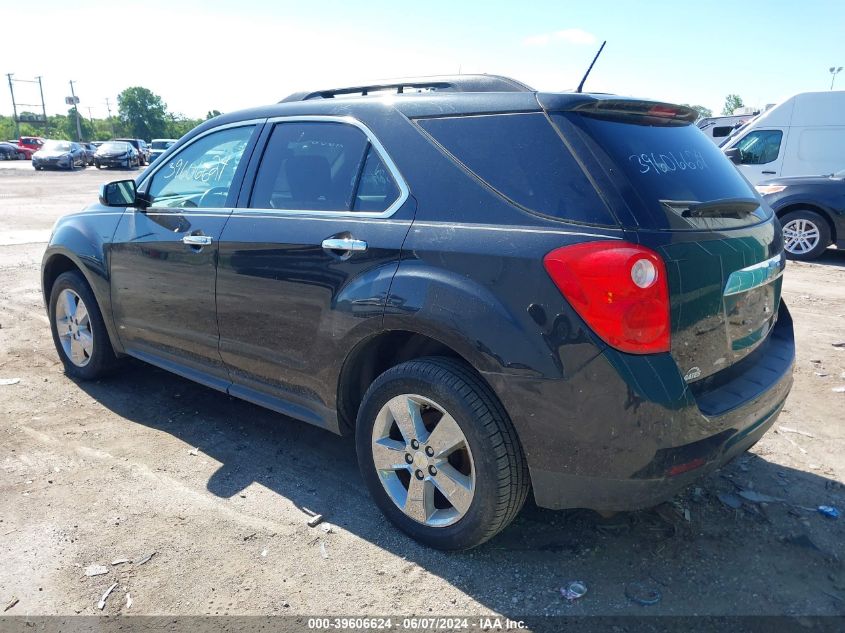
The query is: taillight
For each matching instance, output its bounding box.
[543,241,670,354]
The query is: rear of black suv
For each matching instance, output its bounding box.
[388,92,794,514]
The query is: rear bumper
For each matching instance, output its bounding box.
[486,303,795,512]
[530,380,789,511]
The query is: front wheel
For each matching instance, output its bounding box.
[48,271,118,380]
[781,209,831,261]
[356,357,529,550]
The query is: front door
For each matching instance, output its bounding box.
[215,118,413,428]
[110,123,260,389]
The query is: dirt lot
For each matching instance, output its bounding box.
[1,164,844,621]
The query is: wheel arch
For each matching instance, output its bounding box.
[42,231,124,356]
[337,329,492,435]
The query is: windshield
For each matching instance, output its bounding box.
[152,140,174,150]
[42,141,71,152]
[100,142,129,152]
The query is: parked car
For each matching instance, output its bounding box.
[80,143,98,166]
[722,91,845,184]
[756,170,845,260]
[148,138,176,163]
[42,75,795,550]
[18,136,45,152]
[0,142,27,160]
[13,145,37,159]
[93,141,140,169]
[114,138,149,165]
[31,140,87,170]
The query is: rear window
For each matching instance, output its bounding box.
[553,113,767,230]
[416,113,615,226]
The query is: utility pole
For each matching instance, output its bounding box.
[36,76,47,128]
[69,80,83,141]
[105,97,116,137]
[6,73,20,138]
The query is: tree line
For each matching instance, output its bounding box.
[0,86,220,142]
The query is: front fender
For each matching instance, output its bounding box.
[42,208,125,353]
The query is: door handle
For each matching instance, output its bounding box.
[321,238,368,253]
[761,170,776,174]
[182,234,213,246]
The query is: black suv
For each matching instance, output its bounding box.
[42,75,794,550]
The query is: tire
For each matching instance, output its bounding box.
[48,270,118,381]
[355,356,529,550]
[94,161,101,169]
[781,209,832,261]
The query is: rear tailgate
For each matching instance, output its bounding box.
[545,97,784,383]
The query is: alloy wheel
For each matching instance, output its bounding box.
[371,394,475,527]
[55,289,94,367]
[783,218,820,255]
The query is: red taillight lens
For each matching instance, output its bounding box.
[543,241,670,354]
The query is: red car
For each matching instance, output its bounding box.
[18,136,45,153]
[13,145,37,159]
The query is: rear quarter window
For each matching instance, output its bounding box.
[415,112,616,226]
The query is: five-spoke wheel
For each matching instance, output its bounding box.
[48,270,118,380]
[371,394,476,527]
[54,288,94,367]
[356,357,529,550]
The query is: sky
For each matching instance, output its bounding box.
[2,0,844,120]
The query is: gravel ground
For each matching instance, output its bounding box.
[0,165,843,622]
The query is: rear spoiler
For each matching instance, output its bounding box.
[537,94,698,125]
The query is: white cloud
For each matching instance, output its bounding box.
[523,28,597,47]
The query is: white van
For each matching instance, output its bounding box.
[697,114,755,145]
[721,91,845,184]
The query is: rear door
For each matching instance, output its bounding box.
[547,100,784,383]
[215,117,413,428]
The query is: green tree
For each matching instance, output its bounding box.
[165,113,202,139]
[722,94,745,116]
[117,86,168,139]
[682,104,713,120]
[61,108,95,141]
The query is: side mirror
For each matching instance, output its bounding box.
[724,148,742,165]
[99,179,138,207]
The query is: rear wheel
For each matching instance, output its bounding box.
[48,271,118,380]
[781,209,831,261]
[356,357,529,550]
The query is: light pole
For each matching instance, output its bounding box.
[831,66,843,90]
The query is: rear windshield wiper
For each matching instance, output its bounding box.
[661,198,761,219]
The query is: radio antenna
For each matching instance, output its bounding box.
[576,40,606,93]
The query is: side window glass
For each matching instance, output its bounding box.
[250,121,400,213]
[353,147,400,212]
[147,125,255,209]
[737,130,783,165]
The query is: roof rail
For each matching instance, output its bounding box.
[280,74,534,103]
